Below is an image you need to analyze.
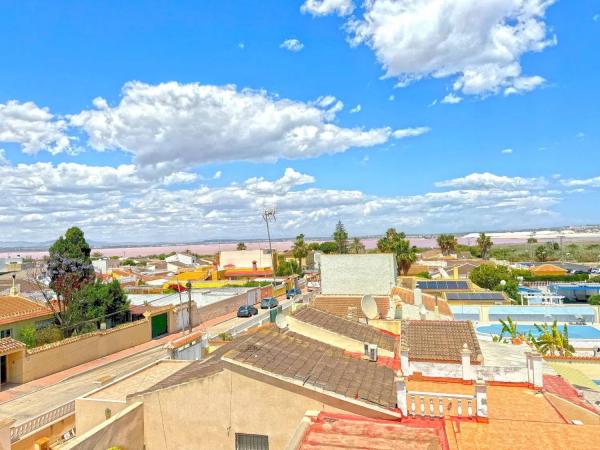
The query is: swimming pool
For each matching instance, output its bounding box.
[476,324,600,340]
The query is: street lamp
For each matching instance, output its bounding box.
[262,208,277,291]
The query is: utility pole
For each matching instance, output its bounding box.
[262,208,277,292]
[177,278,184,333]
[186,281,193,333]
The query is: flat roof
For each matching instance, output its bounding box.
[128,287,256,308]
[87,360,191,402]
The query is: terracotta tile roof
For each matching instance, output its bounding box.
[530,264,568,274]
[298,413,445,450]
[312,295,390,320]
[225,327,397,409]
[401,320,482,364]
[292,306,398,352]
[0,336,26,354]
[0,294,53,325]
[543,374,600,414]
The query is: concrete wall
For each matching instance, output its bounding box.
[12,416,74,450]
[61,402,144,450]
[287,317,394,358]
[220,250,272,269]
[134,365,398,450]
[13,320,151,383]
[192,288,260,326]
[75,398,130,435]
[320,254,397,296]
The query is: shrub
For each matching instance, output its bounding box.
[589,295,600,305]
[218,332,233,341]
[36,326,64,346]
[18,326,37,348]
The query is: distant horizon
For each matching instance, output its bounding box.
[3,224,600,259]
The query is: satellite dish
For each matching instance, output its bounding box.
[361,295,379,320]
[275,314,288,329]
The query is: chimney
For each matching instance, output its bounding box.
[461,343,472,381]
[395,373,408,416]
[368,344,378,362]
[414,288,422,306]
[475,378,488,418]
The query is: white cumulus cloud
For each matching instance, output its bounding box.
[340,0,556,97]
[435,172,547,189]
[349,104,361,113]
[68,81,427,170]
[301,0,355,16]
[501,148,513,154]
[0,100,71,154]
[441,93,463,104]
[280,38,304,52]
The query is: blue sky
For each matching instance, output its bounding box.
[0,0,599,243]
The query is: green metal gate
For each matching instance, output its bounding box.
[151,313,168,338]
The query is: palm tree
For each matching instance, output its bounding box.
[349,237,366,254]
[477,233,493,259]
[377,228,416,275]
[499,316,519,340]
[437,234,458,256]
[236,242,247,251]
[292,234,308,270]
[533,321,574,356]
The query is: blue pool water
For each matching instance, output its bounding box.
[477,324,600,339]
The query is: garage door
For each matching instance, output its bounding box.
[151,313,168,338]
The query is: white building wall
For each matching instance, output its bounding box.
[320,254,397,296]
[219,250,272,269]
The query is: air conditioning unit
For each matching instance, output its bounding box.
[368,344,378,362]
[363,342,369,356]
[594,346,600,357]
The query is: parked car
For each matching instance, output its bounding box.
[286,288,302,299]
[260,297,279,309]
[237,305,258,317]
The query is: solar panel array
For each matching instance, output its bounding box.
[445,292,505,301]
[415,280,470,290]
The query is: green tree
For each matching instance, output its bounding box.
[236,242,247,250]
[527,237,538,244]
[49,227,92,262]
[437,234,458,256]
[121,258,137,266]
[349,237,366,254]
[46,228,95,327]
[377,228,417,275]
[292,234,308,269]
[477,233,493,259]
[68,279,130,333]
[275,257,300,276]
[468,264,520,302]
[332,221,349,254]
[318,241,338,254]
[535,245,549,262]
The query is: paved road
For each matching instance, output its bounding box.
[1,346,167,425]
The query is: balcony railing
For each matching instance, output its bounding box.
[10,400,75,443]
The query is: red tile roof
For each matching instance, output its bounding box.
[298,413,447,450]
[0,336,26,354]
[0,295,54,325]
[543,374,600,414]
[401,320,483,364]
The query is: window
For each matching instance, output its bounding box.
[235,433,269,450]
[0,329,11,338]
[35,319,53,330]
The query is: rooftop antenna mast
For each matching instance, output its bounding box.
[262,208,277,287]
